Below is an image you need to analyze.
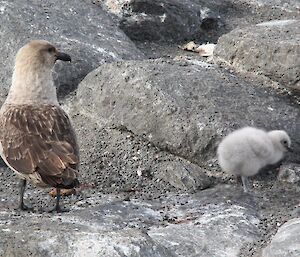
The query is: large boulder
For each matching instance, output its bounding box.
[0,0,143,100]
[101,0,221,42]
[75,58,300,168]
[62,106,214,197]
[214,19,300,90]
[262,218,300,257]
[100,0,299,46]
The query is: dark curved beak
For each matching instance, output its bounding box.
[56,52,71,62]
[287,146,293,152]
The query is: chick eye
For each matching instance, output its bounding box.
[47,47,55,53]
[282,140,287,145]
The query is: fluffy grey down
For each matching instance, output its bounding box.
[217,127,291,192]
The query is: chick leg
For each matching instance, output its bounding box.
[19,179,33,211]
[241,176,251,193]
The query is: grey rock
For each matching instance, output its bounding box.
[62,105,213,197]
[214,19,300,90]
[76,58,300,168]
[243,0,300,12]
[149,204,259,257]
[148,187,261,257]
[277,163,300,183]
[103,0,221,42]
[0,0,143,100]
[0,182,173,257]
[262,218,300,257]
[153,158,210,191]
[0,220,174,257]
[101,0,300,47]
[0,184,260,257]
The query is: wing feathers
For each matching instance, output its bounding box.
[0,104,79,188]
[9,152,35,173]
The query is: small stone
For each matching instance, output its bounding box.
[278,163,300,183]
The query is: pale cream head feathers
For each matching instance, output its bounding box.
[7,40,71,105]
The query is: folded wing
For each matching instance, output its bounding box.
[0,104,79,188]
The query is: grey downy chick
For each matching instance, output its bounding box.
[217,127,292,192]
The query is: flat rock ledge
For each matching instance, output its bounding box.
[0,186,260,257]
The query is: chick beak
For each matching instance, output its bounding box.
[286,146,293,152]
[56,52,71,62]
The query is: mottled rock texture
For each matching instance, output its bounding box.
[214,19,300,90]
[101,0,300,45]
[262,218,300,257]
[243,0,300,12]
[0,185,260,257]
[76,58,300,167]
[278,163,300,183]
[0,0,143,99]
[102,0,220,42]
